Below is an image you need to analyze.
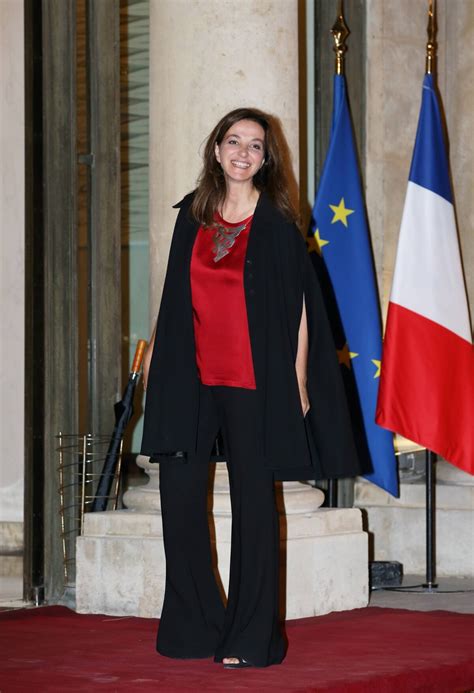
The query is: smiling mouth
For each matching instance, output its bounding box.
[231,161,251,169]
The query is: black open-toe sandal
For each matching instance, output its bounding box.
[223,657,253,669]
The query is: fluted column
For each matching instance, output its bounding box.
[0,0,24,544]
[148,0,300,321]
[126,0,308,513]
[77,2,370,619]
[124,458,325,515]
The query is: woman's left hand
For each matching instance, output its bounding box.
[298,381,310,417]
[296,297,310,417]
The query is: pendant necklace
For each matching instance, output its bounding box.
[211,219,249,263]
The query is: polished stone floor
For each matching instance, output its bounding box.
[369,575,474,614]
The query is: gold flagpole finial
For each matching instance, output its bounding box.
[331,0,350,75]
[426,0,437,74]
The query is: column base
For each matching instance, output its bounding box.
[355,476,474,577]
[77,476,368,619]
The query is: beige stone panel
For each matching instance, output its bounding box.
[148,0,299,321]
[76,507,368,618]
[0,555,22,580]
[76,535,167,616]
[365,27,385,290]
[356,477,474,509]
[355,477,474,576]
[444,0,474,312]
[0,521,23,553]
[379,162,408,312]
[379,0,427,40]
[285,532,369,618]
[382,40,424,161]
[366,0,473,324]
[361,505,473,577]
[0,0,24,523]
[366,158,385,295]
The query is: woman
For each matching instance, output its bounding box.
[141,108,360,668]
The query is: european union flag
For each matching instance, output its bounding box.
[310,74,398,496]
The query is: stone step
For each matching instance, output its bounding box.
[83,507,363,541]
[0,555,23,578]
[355,479,474,510]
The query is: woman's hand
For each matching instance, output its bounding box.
[295,296,310,416]
[142,324,157,392]
[298,379,310,417]
[142,346,152,391]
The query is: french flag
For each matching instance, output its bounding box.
[376,74,474,475]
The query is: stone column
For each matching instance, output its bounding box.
[0,0,24,557]
[78,458,368,618]
[128,0,303,521]
[76,0,369,619]
[144,0,303,557]
[148,0,300,320]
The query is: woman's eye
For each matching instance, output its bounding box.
[227,139,238,145]
[251,143,262,151]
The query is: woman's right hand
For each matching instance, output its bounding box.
[142,324,157,392]
[142,346,152,391]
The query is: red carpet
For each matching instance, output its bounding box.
[1,606,473,692]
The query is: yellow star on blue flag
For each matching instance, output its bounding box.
[330,198,354,227]
[306,229,329,256]
[337,343,358,369]
[372,359,381,378]
[315,229,329,251]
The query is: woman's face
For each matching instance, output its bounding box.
[215,119,265,185]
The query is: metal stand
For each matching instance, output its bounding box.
[327,478,338,507]
[57,433,122,584]
[423,449,438,591]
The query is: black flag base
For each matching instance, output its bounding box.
[370,449,439,594]
[369,561,403,590]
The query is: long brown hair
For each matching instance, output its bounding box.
[191,108,297,226]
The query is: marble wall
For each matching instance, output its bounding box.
[366,0,474,321]
[360,0,474,575]
[0,0,24,533]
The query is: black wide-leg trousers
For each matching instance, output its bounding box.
[157,385,286,667]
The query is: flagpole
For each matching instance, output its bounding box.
[313,0,398,511]
[331,0,349,76]
[424,450,438,590]
[423,0,439,592]
[425,0,436,75]
[325,0,351,509]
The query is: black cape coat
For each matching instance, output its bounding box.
[141,191,361,481]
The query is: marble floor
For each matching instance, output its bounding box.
[369,575,474,615]
[1,556,473,615]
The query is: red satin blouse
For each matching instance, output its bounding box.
[190,212,256,389]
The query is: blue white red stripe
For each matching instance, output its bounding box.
[376,74,474,475]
